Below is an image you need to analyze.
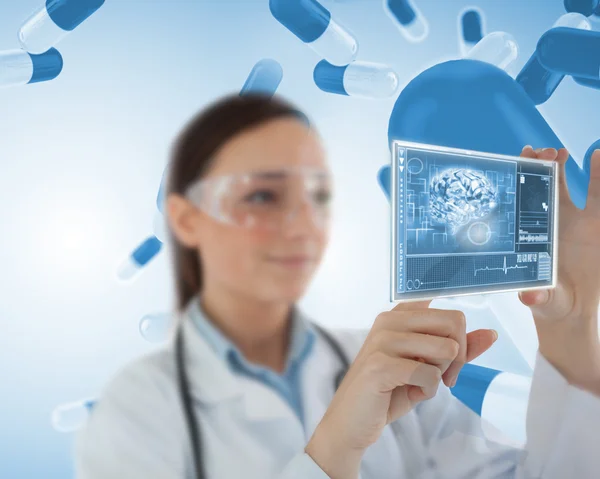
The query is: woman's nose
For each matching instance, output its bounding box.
[281,197,325,236]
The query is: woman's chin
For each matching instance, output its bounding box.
[262,280,311,303]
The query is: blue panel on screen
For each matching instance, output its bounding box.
[390,141,558,301]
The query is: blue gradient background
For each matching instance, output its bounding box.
[1,1,598,477]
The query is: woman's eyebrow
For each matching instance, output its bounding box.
[255,171,287,179]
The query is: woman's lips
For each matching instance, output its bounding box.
[267,256,315,268]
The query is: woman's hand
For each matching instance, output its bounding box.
[518,146,600,396]
[305,301,497,479]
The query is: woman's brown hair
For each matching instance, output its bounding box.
[165,93,309,312]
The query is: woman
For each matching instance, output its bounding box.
[75,94,600,479]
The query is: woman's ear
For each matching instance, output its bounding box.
[165,194,203,248]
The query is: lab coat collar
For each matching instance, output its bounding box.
[171,307,312,423]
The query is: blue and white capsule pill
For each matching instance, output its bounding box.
[19,0,106,54]
[564,0,600,16]
[517,13,590,105]
[458,8,485,56]
[384,0,429,43]
[313,60,399,98]
[51,398,96,433]
[269,0,358,66]
[537,26,600,80]
[116,235,163,281]
[0,48,63,88]
[453,364,531,446]
[465,31,519,72]
[240,58,283,97]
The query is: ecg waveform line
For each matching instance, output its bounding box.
[473,256,529,277]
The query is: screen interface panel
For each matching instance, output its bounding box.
[391,141,558,302]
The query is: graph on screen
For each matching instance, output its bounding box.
[391,141,557,301]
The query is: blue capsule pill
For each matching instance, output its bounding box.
[465,32,518,71]
[573,75,600,89]
[313,60,399,98]
[269,0,358,66]
[382,59,592,210]
[462,10,484,43]
[132,235,162,266]
[0,48,63,88]
[240,59,283,97]
[452,365,531,444]
[516,54,561,105]
[51,398,97,432]
[19,0,106,54]
[517,13,590,105]
[384,0,429,43]
[452,363,502,416]
[459,8,485,56]
[564,0,599,16]
[117,235,162,281]
[537,27,600,80]
[377,164,391,201]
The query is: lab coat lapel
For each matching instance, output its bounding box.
[176,317,242,404]
[176,315,301,424]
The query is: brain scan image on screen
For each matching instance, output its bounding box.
[392,142,557,301]
[429,168,498,233]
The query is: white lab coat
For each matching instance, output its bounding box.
[75,314,600,478]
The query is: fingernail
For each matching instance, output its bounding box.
[450,376,457,388]
[523,145,532,150]
[537,290,550,304]
[491,329,498,341]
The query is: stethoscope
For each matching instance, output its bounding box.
[175,321,351,479]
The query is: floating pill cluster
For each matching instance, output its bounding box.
[1,0,105,88]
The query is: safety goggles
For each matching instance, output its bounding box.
[184,166,333,232]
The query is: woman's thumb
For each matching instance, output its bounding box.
[518,283,573,320]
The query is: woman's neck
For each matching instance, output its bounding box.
[197,286,292,373]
